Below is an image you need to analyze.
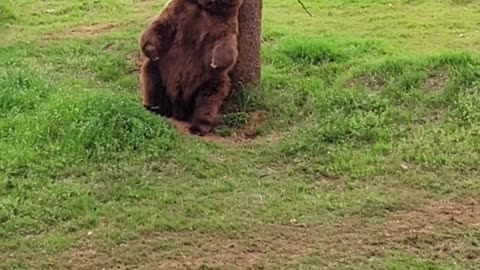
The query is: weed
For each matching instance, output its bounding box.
[0,0,15,25]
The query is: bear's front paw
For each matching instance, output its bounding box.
[143,44,160,61]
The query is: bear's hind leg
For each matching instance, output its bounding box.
[141,59,172,117]
[189,78,231,136]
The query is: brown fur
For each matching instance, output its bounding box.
[139,0,242,136]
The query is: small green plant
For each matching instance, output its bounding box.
[214,126,233,137]
[0,0,15,24]
[222,112,249,129]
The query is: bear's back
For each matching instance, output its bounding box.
[159,0,238,101]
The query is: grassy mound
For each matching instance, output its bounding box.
[0,67,176,178]
[0,1,15,25]
[275,39,480,177]
[0,65,177,239]
[0,66,53,116]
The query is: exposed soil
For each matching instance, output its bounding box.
[57,200,480,270]
[43,23,118,41]
[421,70,449,92]
[166,110,267,144]
[415,110,441,124]
[69,23,117,36]
[212,110,268,141]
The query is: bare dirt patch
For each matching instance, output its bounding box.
[384,201,480,235]
[60,228,322,270]
[344,74,387,91]
[212,110,268,142]
[365,200,480,267]
[421,70,449,92]
[68,23,117,37]
[57,200,479,270]
[42,23,118,41]
[165,110,268,144]
[415,110,442,124]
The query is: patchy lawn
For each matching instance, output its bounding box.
[1,0,479,269]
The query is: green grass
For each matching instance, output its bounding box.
[1,0,480,269]
[0,0,15,25]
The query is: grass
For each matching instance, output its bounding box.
[0,1,15,25]
[1,0,479,269]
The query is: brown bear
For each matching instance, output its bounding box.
[139,0,243,136]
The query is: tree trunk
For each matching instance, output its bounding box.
[232,0,263,90]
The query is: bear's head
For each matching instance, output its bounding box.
[196,0,243,14]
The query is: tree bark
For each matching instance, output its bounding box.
[232,0,263,90]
